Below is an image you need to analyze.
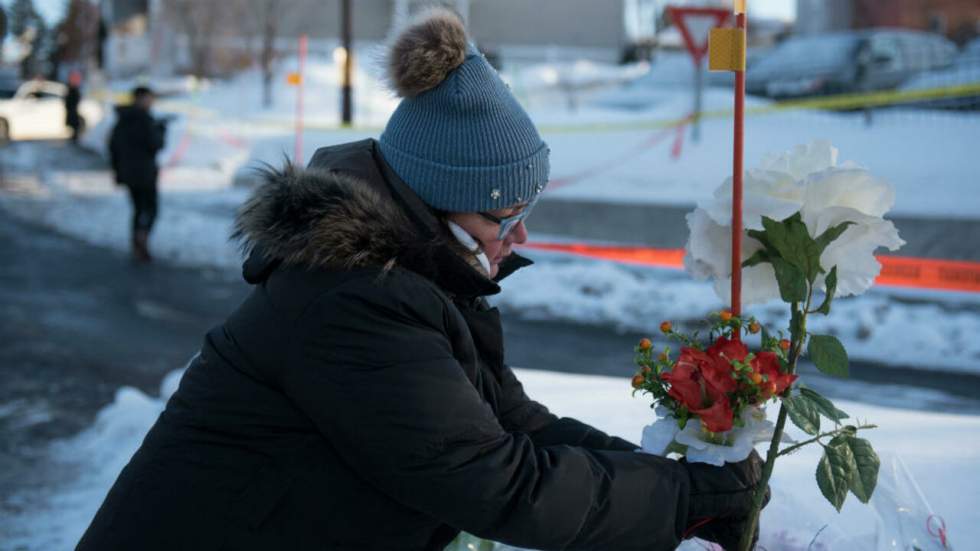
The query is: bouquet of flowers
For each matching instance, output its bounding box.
[631,142,904,550]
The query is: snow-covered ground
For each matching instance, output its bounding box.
[5,366,974,550]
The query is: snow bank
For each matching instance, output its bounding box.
[495,254,980,374]
[5,367,975,550]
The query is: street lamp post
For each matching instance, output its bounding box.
[340,0,353,126]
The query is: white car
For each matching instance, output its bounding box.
[0,80,104,141]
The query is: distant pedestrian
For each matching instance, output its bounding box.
[64,70,83,143]
[108,86,167,262]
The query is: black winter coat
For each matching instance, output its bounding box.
[77,139,693,551]
[108,105,165,188]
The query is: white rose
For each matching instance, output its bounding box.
[685,141,905,305]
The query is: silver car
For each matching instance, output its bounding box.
[746,29,956,100]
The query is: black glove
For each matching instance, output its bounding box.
[681,450,770,550]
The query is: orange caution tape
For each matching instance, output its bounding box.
[520,242,980,294]
[876,255,980,293]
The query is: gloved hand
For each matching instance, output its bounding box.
[681,450,770,550]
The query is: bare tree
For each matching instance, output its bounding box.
[162,0,226,77]
[53,0,100,70]
[251,0,282,108]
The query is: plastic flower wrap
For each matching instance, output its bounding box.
[685,141,905,305]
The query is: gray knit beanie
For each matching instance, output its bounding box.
[379,8,550,213]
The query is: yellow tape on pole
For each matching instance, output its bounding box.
[708,28,746,72]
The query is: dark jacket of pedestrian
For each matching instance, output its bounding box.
[64,85,81,130]
[108,104,164,189]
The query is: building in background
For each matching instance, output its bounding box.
[797,0,980,45]
[97,0,669,78]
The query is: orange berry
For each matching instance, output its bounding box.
[658,352,669,363]
[750,372,763,385]
[660,321,673,333]
[631,374,645,389]
[768,381,778,395]
[641,366,652,375]
[779,339,791,351]
[719,310,733,322]
[638,338,653,351]
[749,321,761,334]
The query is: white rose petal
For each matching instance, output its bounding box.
[706,170,804,229]
[804,206,905,296]
[760,140,838,179]
[802,167,895,218]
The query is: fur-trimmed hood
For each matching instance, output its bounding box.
[234,164,432,272]
[231,140,531,297]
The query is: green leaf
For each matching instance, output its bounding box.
[809,334,850,378]
[834,436,880,503]
[814,221,855,254]
[771,257,807,303]
[742,249,770,268]
[760,215,795,261]
[816,441,856,511]
[784,393,820,435]
[747,228,775,254]
[813,265,838,315]
[800,387,849,422]
[763,213,826,283]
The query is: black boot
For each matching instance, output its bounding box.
[132,229,152,263]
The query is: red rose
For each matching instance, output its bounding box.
[707,336,748,363]
[662,346,736,432]
[751,351,798,398]
[691,396,734,433]
[702,337,744,394]
[661,350,704,410]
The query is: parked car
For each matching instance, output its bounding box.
[590,50,770,111]
[897,37,980,110]
[746,29,957,100]
[0,79,104,141]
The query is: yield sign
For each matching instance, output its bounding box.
[667,6,731,64]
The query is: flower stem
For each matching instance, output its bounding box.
[776,424,878,457]
[738,403,788,551]
[738,298,809,551]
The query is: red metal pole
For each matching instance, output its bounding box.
[295,34,308,166]
[731,12,746,323]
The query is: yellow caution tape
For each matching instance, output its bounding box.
[93,80,978,136]
[538,81,980,134]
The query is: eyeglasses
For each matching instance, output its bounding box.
[478,197,538,240]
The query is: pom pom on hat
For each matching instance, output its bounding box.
[387,8,469,97]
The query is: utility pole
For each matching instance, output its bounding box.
[340,0,352,126]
